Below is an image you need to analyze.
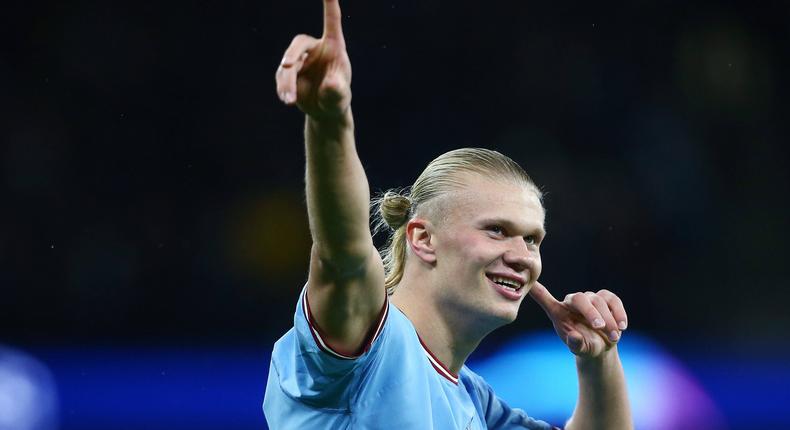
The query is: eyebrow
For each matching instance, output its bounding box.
[479,217,547,238]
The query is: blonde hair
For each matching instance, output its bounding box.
[372,148,541,293]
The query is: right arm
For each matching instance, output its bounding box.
[275,0,385,357]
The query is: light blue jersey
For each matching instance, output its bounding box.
[264,288,559,429]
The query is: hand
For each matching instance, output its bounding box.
[275,0,352,120]
[529,282,629,358]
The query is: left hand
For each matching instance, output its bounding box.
[529,282,628,358]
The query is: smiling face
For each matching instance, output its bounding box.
[427,173,545,330]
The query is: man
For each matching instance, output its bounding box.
[264,1,633,428]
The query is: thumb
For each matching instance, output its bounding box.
[566,332,585,354]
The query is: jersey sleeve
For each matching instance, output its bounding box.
[465,368,562,430]
[267,286,389,409]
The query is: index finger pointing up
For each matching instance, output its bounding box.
[528,282,560,313]
[323,0,344,40]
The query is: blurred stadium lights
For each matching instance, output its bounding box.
[469,333,727,430]
[0,346,58,430]
[223,192,310,285]
[20,333,790,430]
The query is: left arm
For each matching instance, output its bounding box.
[529,283,633,430]
[566,348,631,430]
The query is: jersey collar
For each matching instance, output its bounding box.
[417,334,459,385]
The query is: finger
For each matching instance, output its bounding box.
[322,0,344,41]
[597,289,628,330]
[528,282,560,314]
[566,331,586,355]
[276,63,303,105]
[585,292,620,342]
[280,34,320,67]
[565,292,607,331]
[276,35,321,104]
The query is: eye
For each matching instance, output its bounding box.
[486,225,505,236]
[524,234,543,246]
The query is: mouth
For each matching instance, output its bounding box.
[485,273,526,300]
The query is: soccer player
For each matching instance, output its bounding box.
[264,1,633,428]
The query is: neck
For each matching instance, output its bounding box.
[391,276,493,375]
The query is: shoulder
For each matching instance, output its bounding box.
[458,365,561,430]
[459,365,491,395]
[267,292,419,400]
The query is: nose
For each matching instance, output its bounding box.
[503,239,539,279]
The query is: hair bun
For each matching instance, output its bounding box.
[379,191,412,230]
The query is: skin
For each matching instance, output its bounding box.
[275,1,633,428]
[392,175,547,370]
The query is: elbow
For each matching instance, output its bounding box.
[312,241,375,280]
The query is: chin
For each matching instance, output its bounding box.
[497,307,520,324]
[485,303,521,327]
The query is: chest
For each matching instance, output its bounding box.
[350,354,486,429]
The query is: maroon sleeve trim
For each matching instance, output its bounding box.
[302,288,389,360]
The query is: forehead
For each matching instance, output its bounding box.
[439,175,545,229]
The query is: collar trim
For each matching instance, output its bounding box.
[417,335,459,385]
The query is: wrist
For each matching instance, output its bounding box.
[304,108,355,149]
[576,344,620,372]
[306,106,353,130]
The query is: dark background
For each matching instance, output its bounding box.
[2,0,789,426]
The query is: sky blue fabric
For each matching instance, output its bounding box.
[264,288,558,430]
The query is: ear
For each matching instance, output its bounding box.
[405,217,436,264]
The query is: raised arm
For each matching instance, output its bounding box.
[529,283,633,430]
[275,0,385,356]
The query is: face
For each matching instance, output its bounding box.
[428,174,545,330]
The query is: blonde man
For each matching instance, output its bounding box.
[264,1,633,428]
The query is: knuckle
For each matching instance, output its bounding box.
[590,295,606,307]
[293,33,311,43]
[571,294,587,306]
[583,291,602,305]
[598,289,618,303]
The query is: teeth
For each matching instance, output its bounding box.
[490,275,522,290]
